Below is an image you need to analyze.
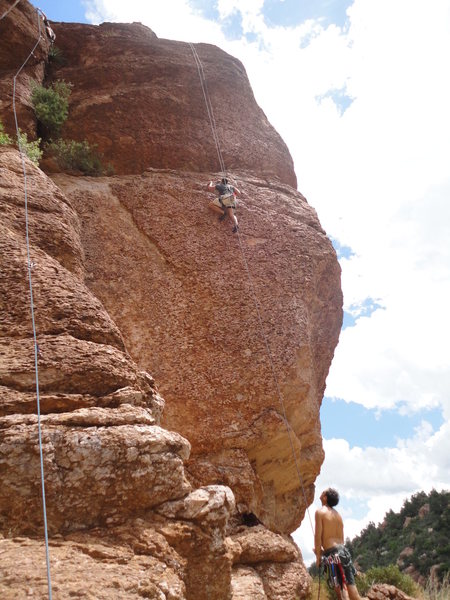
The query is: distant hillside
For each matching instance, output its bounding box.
[346,489,450,583]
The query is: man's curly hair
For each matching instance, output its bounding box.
[325,488,339,507]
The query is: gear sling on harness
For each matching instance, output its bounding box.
[321,553,348,592]
[219,185,235,208]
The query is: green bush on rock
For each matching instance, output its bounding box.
[47,139,112,176]
[31,80,72,139]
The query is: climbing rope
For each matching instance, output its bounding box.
[189,42,315,536]
[189,42,227,178]
[0,0,21,21]
[12,6,53,600]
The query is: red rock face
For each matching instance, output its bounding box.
[0,1,341,597]
[53,166,341,533]
[49,21,297,186]
[35,10,340,535]
[0,0,49,136]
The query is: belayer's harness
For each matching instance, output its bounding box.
[321,552,348,591]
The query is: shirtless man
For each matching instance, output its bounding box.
[314,488,363,600]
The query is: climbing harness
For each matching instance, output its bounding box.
[321,552,348,592]
[11,6,53,600]
[0,0,21,22]
[189,42,315,536]
[218,183,236,208]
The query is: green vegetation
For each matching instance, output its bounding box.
[18,130,43,165]
[0,121,12,145]
[5,68,108,175]
[355,565,419,597]
[1,121,42,165]
[47,45,66,67]
[308,490,449,598]
[29,77,111,176]
[47,139,112,176]
[346,490,450,582]
[31,80,72,139]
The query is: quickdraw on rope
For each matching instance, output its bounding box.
[12,5,53,599]
[321,553,348,592]
[189,41,315,536]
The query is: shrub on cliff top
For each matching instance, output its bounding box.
[47,139,111,176]
[1,121,42,165]
[18,130,43,165]
[31,80,72,139]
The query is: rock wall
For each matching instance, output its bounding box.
[45,17,342,534]
[47,21,297,186]
[0,1,342,597]
[53,168,340,534]
[0,0,49,135]
[0,144,310,599]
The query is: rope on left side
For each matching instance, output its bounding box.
[12,6,53,600]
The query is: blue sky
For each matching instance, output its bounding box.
[35,0,88,22]
[322,399,443,447]
[262,0,352,29]
[29,0,450,565]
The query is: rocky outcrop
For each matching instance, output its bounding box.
[48,21,297,186]
[0,145,310,598]
[418,503,430,519]
[0,0,49,136]
[397,546,414,569]
[229,526,310,598]
[51,166,341,534]
[1,1,342,597]
[367,584,417,600]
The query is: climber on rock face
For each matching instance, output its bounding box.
[314,488,363,600]
[39,10,56,44]
[207,177,241,233]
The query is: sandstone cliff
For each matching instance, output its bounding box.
[0,1,342,598]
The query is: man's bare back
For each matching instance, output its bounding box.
[316,502,344,551]
[314,488,363,600]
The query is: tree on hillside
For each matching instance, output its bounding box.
[349,489,450,581]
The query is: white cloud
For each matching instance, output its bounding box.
[296,420,450,565]
[83,0,224,42]
[217,0,264,21]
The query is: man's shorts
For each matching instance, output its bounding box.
[212,196,236,209]
[323,544,357,586]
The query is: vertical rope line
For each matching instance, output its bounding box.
[190,43,225,174]
[189,43,226,177]
[12,8,53,599]
[188,41,315,535]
